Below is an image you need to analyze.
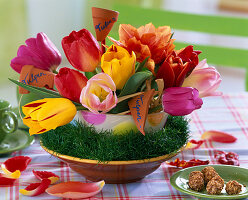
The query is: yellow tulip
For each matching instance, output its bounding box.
[101,45,136,90]
[22,98,77,135]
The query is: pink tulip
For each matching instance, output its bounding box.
[62,29,102,72]
[10,32,61,73]
[80,73,118,113]
[182,59,222,98]
[162,87,203,116]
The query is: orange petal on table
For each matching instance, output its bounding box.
[0,171,20,187]
[1,156,32,174]
[201,130,237,143]
[33,170,59,184]
[46,180,105,199]
[19,178,51,196]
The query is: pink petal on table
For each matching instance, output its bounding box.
[1,156,32,174]
[33,170,59,184]
[201,130,237,143]
[46,180,105,199]
[19,178,51,196]
[81,111,106,125]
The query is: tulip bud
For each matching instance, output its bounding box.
[157,45,201,89]
[62,29,102,72]
[11,32,61,73]
[182,59,222,98]
[22,98,77,135]
[162,87,203,116]
[55,67,88,103]
[80,73,118,113]
[101,45,136,89]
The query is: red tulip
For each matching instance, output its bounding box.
[62,29,102,72]
[55,67,88,102]
[157,45,201,89]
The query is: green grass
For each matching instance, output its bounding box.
[40,116,189,162]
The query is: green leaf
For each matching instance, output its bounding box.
[9,78,82,106]
[135,56,149,72]
[85,72,95,79]
[151,79,158,91]
[108,99,129,114]
[118,71,153,97]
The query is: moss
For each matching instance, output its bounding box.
[40,115,189,162]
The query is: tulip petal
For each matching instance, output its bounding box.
[0,173,19,186]
[185,139,205,149]
[201,130,237,143]
[19,178,51,196]
[46,181,105,199]
[182,59,222,98]
[33,170,59,184]
[55,67,88,102]
[107,36,126,48]
[157,60,175,88]
[1,156,32,174]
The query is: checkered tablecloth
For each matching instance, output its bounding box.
[1,93,248,200]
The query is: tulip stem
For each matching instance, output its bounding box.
[101,39,106,54]
[148,104,163,114]
[75,105,87,111]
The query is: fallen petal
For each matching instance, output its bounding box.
[19,178,51,196]
[33,170,59,184]
[1,156,32,174]
[185,139,205,149]
[201,130,237,143]
[46,180,105,199]
[0,173,19,187]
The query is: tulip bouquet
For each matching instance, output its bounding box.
[9,10,221,137]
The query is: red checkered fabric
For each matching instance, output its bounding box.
[1,93,248,200]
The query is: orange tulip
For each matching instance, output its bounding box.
[110,23,175,73]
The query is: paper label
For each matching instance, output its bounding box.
[19,65,55,94]
[92,7,119,41]
[128,89,155,135]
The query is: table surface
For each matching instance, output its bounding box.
[1,92,248,200]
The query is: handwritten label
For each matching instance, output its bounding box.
[95,18,116,32]
[19,65,55,94]
[92,7,119,41]
[128,90,155,135]
[132,94,144,127]
[21,72,46,85]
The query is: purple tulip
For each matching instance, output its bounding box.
[10,32,61,73]
[162,87,203,116]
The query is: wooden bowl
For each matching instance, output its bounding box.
[41,145,183,184]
